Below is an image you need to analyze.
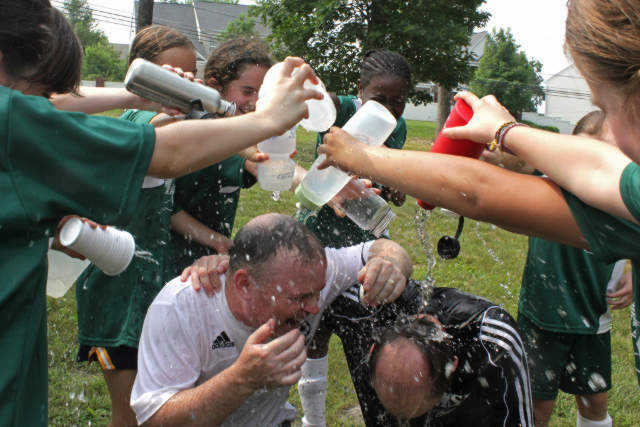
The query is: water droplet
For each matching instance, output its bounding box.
[271,191,281,201]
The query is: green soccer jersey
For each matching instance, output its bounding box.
[0,87,155,426]
[306,95,407,247]
[518,237,615,334]
[563,162,640,386]
[171,155,256,273]
[75,109,175,349]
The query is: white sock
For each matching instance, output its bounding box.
[298,356,328,427]
[576,411,612,427]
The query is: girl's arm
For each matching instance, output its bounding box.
[50,86,174,115]
[318,128,587,248]
[443,91,635,223]
[170,211,233,254]
[147,58,321,178]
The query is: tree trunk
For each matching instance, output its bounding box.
[436,85,451,136]
[136,0,154,33]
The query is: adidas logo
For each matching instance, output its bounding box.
[211,331,235,350]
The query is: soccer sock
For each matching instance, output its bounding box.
[576,411,612,427]
[298,356,328,427]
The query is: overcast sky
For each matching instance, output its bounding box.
[78,0,571,79]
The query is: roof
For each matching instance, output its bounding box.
[135,1,270,59]
[467,31,488,67]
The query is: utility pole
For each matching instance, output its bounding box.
[136,0,154,33]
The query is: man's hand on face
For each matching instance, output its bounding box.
[181,254,229,296]
[358,256,407,306]
[231,319,307,390]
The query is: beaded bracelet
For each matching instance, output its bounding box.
[486,121,529,153]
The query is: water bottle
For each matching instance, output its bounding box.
[257,126,297,191]
[295,100,397,235]
[295,100,397,209]
[124,58,236,116]
[418,99,480,210]
[258,62,336,132]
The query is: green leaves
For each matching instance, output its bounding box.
[470,28,544,118]
[253,0,488,101]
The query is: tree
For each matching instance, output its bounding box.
[218,13,259,42]
[83,43,126,81]
[63,0,108,49]
[252,0,488,105]
[470,28,544,118]
[63,0,126,80]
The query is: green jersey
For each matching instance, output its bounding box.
[306,95,407,247]
[171,155,256,273]
[562,162,640,386]
[76,109,175,349]
[518,237,615,334]
[0,87,155,426]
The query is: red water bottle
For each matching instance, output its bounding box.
[417,98,482,210]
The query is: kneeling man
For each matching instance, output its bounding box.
[131,213,411,426]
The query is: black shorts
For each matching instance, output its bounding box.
[76,345,138,370]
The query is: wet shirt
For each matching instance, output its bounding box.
[413,287,534,427]
[562,162,640,386]
[519,237,616,334]
[171,155,256,274]
[0,87,154,426]
[76,109,175,349]
[305,95,407,248]
[131,243,372,426]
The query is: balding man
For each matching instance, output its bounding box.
[130,214,411,426]
[368,285,533,427]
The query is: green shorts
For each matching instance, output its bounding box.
[517,314,611,400]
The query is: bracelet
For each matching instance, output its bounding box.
[486,121,528,153]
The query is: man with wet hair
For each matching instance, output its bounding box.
[130,213,411,426]
[368,285,533,427]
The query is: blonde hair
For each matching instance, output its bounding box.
[565,0,640,105]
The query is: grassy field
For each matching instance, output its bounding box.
[47,117,639,425]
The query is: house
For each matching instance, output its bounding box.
[543,63,595,125]
[135,0,270,74]
[403,31,489,122]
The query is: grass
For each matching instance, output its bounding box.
[47,119,640,426]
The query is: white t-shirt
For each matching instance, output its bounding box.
[131,242,372,426]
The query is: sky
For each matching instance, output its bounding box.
[76,0,571,80]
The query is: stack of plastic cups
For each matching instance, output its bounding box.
[417,98,482,210]
[295,100,398,236]
[256,62,337,191]
[58,217,135,276]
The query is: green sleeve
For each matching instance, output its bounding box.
[620,162,640,223]
[5,90,155,227]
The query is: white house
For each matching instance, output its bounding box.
[544,63,596,125]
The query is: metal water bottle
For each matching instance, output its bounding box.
[124,58,236,116]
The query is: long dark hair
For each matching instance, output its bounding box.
[0,0,82,94]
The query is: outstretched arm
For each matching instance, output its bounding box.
[443,91,635,223]
[318,128,587,248]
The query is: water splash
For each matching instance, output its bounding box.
[271,191,281,201]
[133,248,159,266]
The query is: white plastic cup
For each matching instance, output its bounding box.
[59,217,135,276]
[342,100,397,147]
[299,78,336,132]
[257,126,297,155]
[258,62,336,132]
[257,154,296,191]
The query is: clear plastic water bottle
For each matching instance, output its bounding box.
[257,126,297,191]
[295,100,397,209]
[295,100,397,235]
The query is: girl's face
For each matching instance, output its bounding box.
[154,46,197,75]
[218,64,268,115]
[359,75,409,120]
[589,79,640,164]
